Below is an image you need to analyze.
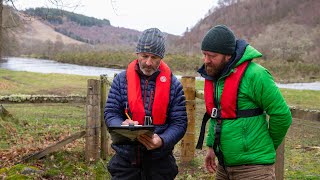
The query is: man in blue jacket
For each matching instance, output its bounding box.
[104,28,188,180]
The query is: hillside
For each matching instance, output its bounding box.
[19,8,140,46]
[2,4,319,82]
[11,7,180,53]
[177,0,320,63]
[5,2,320,65]
[16,15,84,45]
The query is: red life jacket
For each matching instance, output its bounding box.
[204,61,250,119]
[126,59,171,125]
[201,61,264,164]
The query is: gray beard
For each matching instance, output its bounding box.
[138,61,160,76]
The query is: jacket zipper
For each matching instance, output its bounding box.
[143,79,149,104]
[214,79,219,109]
[217,69,252,154]
[148,90,154,111]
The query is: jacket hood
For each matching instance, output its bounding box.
[236,40,262,66]
[197,39,262,80]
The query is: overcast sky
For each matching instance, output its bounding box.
[14,0,217,36]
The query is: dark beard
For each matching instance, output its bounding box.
[205,62,225,79]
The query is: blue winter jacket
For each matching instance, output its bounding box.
[104,63,187,160]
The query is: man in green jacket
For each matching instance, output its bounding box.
[197,25,292,179]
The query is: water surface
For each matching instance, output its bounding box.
[1,57,123,77]
[1,57,319,91]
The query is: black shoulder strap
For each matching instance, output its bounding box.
[196,112,211,149]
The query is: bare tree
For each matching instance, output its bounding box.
[0,0,4,60]
[0,0,12,60]
[0,0,81,60]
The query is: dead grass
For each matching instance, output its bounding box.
[0,101,319,179]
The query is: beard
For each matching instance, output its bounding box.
[138,61,158,76]
[205,57,229,78]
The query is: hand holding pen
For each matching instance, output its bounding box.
[122,119,139,126]
[122,102,139,125]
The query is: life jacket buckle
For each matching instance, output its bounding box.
[144,116,153,125]
[211,108,218,118]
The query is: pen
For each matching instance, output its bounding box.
[125,112,131,120]
[125,102,131,120]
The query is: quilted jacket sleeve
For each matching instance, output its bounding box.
[248,64,292,149]
[104,72,126,126]
[206,119,215,147]
[158,75,188,151]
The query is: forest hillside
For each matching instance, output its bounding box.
[178,0,320,64]
[3,0,319,66]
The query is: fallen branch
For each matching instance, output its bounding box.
[20,131,86,163]
[295,145,320,151]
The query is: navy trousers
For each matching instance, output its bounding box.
[107,152,178,180]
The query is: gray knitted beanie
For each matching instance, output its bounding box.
[136,28,165,59]
[201,25,236,55]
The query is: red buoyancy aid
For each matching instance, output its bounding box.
[197,61,263,150]
[204,61,250,119]
[126,59,171,125]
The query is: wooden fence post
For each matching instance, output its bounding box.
[85,79,101,162]
[180,76,196,163]
[100,75,108,160]
[275,140,285,180]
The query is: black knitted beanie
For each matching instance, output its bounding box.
[201,25,236,55]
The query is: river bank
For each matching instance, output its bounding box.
[6,53,320,83]
[1,67,319,110]
[50,51,320,83]
[1,57,320,91]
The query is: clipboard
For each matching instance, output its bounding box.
[108,125,155,144]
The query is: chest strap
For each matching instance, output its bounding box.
[196,108,263,150]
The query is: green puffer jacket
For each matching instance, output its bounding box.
[198,39,292,166]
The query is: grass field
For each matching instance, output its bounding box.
[1,69,319,110]
[1,69,320,179]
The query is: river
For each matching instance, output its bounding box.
[0,57,123,77]
[1,57,319,91]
